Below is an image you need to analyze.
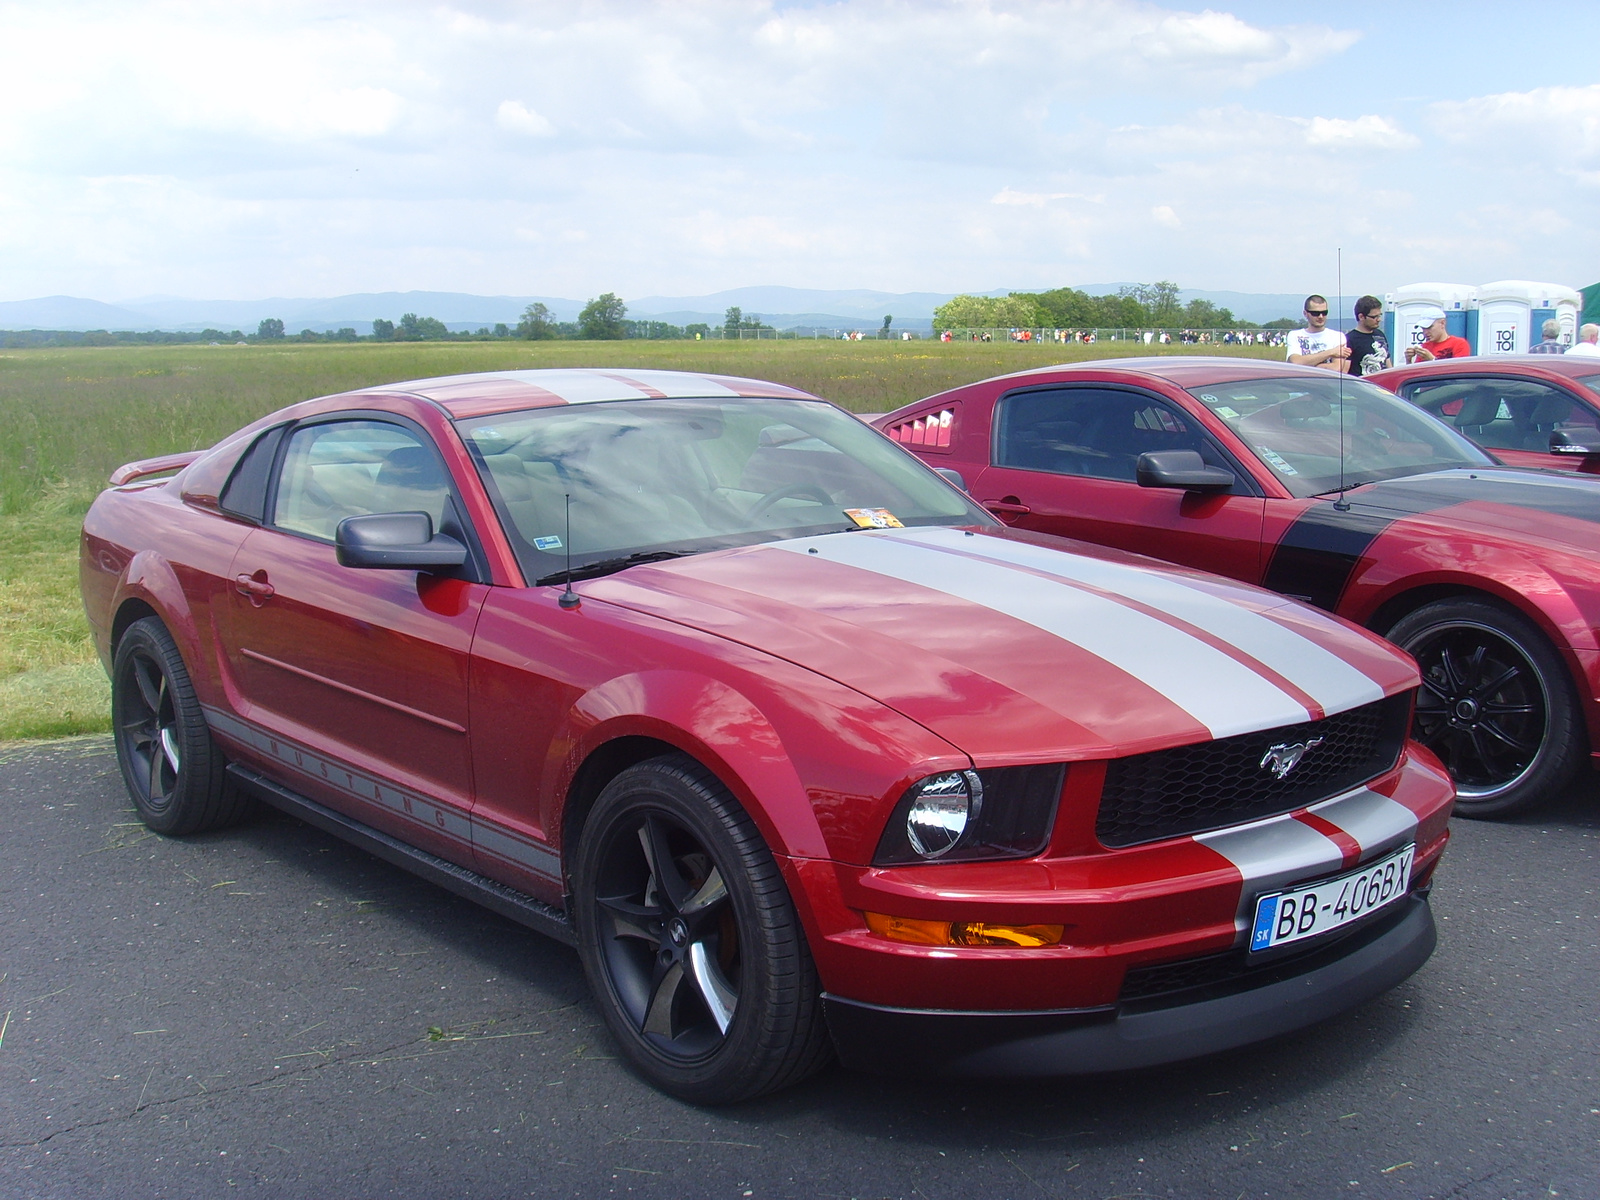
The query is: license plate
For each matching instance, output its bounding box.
[1249,844,1415,953]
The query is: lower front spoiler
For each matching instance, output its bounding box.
[824,894,1436,1077]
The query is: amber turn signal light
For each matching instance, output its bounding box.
[863,912,1065,948]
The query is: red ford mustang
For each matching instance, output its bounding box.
[878,356,1600,818]
[1368,355,1600,474]
[82,368,1451,1102]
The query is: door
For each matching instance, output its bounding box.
[217,417,489,861]
[973,385,1268,584]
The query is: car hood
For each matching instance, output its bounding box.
[584,526,1415,762]
[1342,468,1600,548]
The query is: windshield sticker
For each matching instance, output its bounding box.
[1256,447,1299,475]
[1199,394,1219,403]
[533,535,563,550]
[844,507,904,529]
[1216,406,1240,419]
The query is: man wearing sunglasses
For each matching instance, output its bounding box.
[1286,294,1350,372]
[1345,295,1391,377]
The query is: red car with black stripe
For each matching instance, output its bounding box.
[1367,355,1600,474]
[82,368,1451,1102]
[878,356,1600,818]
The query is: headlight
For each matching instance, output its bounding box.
[874,763,1066,865]
[904,770,982,858]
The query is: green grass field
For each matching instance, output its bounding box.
[0,337,1280,742]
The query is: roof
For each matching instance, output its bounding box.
[968,355,1334,391]
[1373,355,1600,386]
[368,367,822,420]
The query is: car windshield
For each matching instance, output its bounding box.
[1578,373,1600,396]
[456,397,995,582]
[1186,375,1494,498]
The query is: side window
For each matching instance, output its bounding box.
[1402,378,1597,452]
[272,421,449,541]
[219,425,287,523]
[996,388,1222,483]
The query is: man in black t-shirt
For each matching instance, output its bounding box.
[1346,295,1391,377]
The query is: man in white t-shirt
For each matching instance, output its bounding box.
[1567,324,1600,357]
[1285,294,1349,372]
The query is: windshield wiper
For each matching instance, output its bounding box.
[536,550,693,587]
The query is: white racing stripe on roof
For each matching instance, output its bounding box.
[487,370,653,403]
[599,370,744,398]
[903,528,1387,715]
[774,532,1311,738]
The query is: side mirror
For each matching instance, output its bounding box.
[933,467,967,491]
[335,512,467,570]
[1549,430,1600,457]
[1135,450,1236,493]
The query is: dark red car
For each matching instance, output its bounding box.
[82,368,1451,1101]
[878,356,1600,817]
[1369,355,1600,473]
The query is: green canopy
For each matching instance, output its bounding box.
[1585,282,1600,324]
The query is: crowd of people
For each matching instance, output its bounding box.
[1285,293,1600,374]
[934,327,1290,346]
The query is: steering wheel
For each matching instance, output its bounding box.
[745,483,834,523]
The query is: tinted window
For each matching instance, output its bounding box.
[1187,376,1490,498]
[272,421,449,541]
[219,425,287,523]
[1400,377,1600,452]
[995,387,1232,483]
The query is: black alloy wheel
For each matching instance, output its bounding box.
[112,616,253,835]
[571,755,831,1103]
[1387,597,1583,817]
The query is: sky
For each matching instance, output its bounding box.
[1,0,1596,305]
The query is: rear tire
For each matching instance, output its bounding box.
[1386,597,1583,818]
[570,754,832,1103]
[112,616,254,835]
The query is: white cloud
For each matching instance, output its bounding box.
[1304,115,1418,151]
[1431,83,1600,159]
[497,101,555,137]
[1151,205,1181,228]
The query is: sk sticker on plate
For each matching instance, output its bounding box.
[533,535,563,550]
[844,507,904,529]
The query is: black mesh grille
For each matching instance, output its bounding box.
[1096,693,1411,848]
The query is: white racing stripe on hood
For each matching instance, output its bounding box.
[774,532,1311,738]
[597,370,744,398]
[896,528,1387,716]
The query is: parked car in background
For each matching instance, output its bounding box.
[878,357,1600,817]
[1369,356,1600,473]
[82,368,1451,1101]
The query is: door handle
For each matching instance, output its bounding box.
[234,572,275,605]
[981,499,1031,516]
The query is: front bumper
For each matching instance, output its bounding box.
[823,892,1435,1077]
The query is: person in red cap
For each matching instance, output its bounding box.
[1404,306,1472,363]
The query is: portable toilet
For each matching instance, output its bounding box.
[1388,283,1478,357]
[1477,280,1583,354]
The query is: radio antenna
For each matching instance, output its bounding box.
[1333,247,1351,512]
[558,493,581,609]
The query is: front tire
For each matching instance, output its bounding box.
[1386,597,1583,818]
[112,616,253,835]
[570,754,831,1103]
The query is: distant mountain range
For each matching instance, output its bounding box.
[0,285,1311,335]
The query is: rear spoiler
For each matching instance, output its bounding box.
[110,450,204,487]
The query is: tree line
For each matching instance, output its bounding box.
[932,283,1296,330]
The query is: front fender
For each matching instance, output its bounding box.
[560,671,825,860]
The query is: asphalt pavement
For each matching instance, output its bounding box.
[1,736,1596,1200]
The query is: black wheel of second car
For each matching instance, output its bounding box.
[1386,597,1583,818]
[111,616,253,836]
[570,754,831,1104]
